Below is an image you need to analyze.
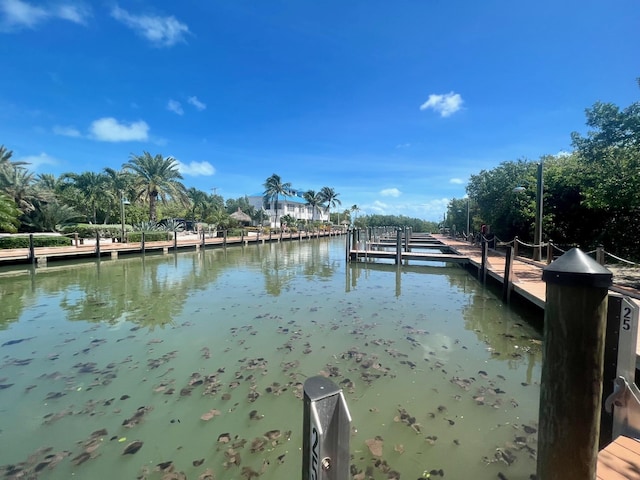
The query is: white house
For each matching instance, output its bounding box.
[247,189,329,228]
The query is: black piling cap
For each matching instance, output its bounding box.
[542,247,612,288]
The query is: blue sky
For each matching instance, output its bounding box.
[1,0,638,221]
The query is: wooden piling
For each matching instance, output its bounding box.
[502,246,514,304]
[395,229,402,265]
[141,232,145,255]
[537,248,612,480]
[479,239,487,283]
[29,234,35,265]
[403,227,409,253]
[95,231,101,258]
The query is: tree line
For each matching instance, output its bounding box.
[0,151,345,233]
[445,89,640,260]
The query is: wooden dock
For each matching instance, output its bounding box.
[597,435,640,479]
[0,230,342,267]
[437,235,640,480]
[437,235,547,309]
[349,233,546,308]
[348,249,469,264]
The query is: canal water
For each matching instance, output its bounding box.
[0,238,542,479]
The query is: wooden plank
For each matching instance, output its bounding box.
[597,436,640,479]
[349,250,469,264]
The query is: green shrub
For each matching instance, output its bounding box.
[227,228,243,237]
[127,232,170,242]
[60,224,129,238]
[0,235,73,249]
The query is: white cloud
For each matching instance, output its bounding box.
[420,91,463,117]
[188,96,206,111]
[89,117,149,142]
[0,0,90,30]
[380,188,401,197]
[111,5,189,47]
[556,150,572,157]
[175,160,215,176]
[449,178,464,185]
[0,0,47,28]
[419,198,450,220]
[167,99,183,115]
[14,152,58,170]
[395,143,411,149]
[55,4,90,25]
[53,125,81,137]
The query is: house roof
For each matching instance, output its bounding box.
[230,208,252,222]
[248,192,308,205]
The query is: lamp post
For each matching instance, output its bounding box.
[466,197,470,237]
[120,192,130,243]
[513,160,544,261]
[533,160,544,262]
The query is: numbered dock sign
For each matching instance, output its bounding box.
[617,296,640,382]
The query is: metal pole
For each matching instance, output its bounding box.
[302,376,351,480]
[537,248,612,479]
[120,192,125,243]
[533,160,544,261]
[466,197,470,238]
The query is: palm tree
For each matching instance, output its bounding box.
[350,204,361,227]
[123,152,188,222]
[319,187,341,223]
[60,171,110,223]
[263,174,291,228]
[103,167,136,225]
[303,190,323,222]
[187,187,209,223]
[0,192,20,233]
[0,145,29,188]
[2,166,44,214]
[35,173,62,193]
[23,201,83,232]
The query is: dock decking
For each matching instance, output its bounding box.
[597,435,640,479]
[0,230,341,267]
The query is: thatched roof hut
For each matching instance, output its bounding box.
[230,208,252,225]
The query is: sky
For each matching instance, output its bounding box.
[1,0,639,222]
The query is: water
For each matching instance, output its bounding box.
[0,239,542,479]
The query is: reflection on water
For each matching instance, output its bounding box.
[0,239,542,479]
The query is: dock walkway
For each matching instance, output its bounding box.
[0,230,340,267]
[434,235,640,479]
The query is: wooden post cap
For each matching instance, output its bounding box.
[542,247,612,288]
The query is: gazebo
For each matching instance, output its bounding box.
[230,208,252,226]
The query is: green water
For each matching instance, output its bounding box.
[0,239,542,479]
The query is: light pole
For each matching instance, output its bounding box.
[120,192,130,243]
[533,160,544,261]
[466,197,470,237]
[513,160,544,261]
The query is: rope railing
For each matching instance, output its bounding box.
[470,232,640,269]
[605,251,639,266]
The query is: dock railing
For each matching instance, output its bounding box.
[447,230,640,293]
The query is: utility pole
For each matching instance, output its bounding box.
[533,160,544,261]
